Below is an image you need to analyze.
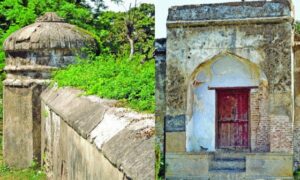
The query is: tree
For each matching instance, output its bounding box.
[124,2,154,59]
[296,21,300,34]
[0,0,154,67]
[125,1,137,58]
[0,0,98,68]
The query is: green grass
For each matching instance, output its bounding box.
[155,143,164,180]
[296,22,300,34]
[53,54,155,113]
[0,163,46,180]
[295,170,300,180]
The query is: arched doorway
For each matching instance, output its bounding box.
[186,52,267,152]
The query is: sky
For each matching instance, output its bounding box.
[103,0,300,38]
[103,0,154,11]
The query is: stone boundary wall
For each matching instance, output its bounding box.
[40,87,155,180]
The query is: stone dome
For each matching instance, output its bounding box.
[3,12,97,87]
[3,12,96,51]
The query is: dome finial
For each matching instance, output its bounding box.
[36,12,65,22]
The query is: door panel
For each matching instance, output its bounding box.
[217,89,249,148]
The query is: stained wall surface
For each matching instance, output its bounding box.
[2,12,97,168]
[155,39,167,148]
[41,87,155,180]
[185,54,265,151]
[165,0,294,153]
[294,34,300,164]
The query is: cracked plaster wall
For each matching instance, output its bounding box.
[166,22,293,152]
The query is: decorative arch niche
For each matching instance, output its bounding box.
[185,52,268,152]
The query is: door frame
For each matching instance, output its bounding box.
[214,87,252,150]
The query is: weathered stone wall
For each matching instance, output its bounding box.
[294,34,300,164]
[270,115,293,153]
[163,1,296,179]
[246,153,293,178]
[166,153,211,178]
[2,12,96,168]
[252,85,270,152]
[250,91,259,151]
[249,88,271,152]
[165,0,293,153]
[41,87,155,180]
[167,1,291,21]
[166,22,293,113]
[155,38,166,148]
[3,85,44,168]
[166,152,293,179]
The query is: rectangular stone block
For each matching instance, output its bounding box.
[165,114,185,132]
[246,153,293,177]
[3,86,34,168]
[166,132,186,152]
[167,1,291,21]
[270,115,293,153]
[3,85,44,168]
[166,153,211,177]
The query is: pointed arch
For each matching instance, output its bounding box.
[185,52,268,152]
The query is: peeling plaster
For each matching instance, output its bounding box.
[186,54,264,152]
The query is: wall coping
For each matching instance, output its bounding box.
[41,86,155,179]
[167,16,293,28]
[167,1,291,22]
[166,152,293,156]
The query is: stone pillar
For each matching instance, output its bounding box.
[155,39,166,177]
[3,77,47,168]
[293,34,300,167]
[155,38,166,148]
[2,12,96,168]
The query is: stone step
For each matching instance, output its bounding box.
[209,169,246,173]
[209,171,246,180]
[209,167,246,172]
[213,153,246,161]
[210,159,246,170]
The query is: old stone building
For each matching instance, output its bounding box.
[3,12,96,168]
[3,12,155,180]
[156,0,299,179]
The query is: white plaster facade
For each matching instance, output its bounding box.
[186,53,267,151]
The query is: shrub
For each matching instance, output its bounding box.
[53,54,155,113]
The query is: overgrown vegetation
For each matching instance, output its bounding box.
[0,159,46,180]
[296,21,300,34]
[0,0,155,178]
[52,2,155,112]
[155,144,164,180]
[295,170,300,180]
[0,0,153,65]
[0,0,154,112]
[53,54,155,112]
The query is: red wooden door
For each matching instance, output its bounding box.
[216,89,249,148]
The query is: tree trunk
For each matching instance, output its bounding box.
[127,34,134,58]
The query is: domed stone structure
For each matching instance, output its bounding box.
[3,12,97,168]
[3,12,96,86]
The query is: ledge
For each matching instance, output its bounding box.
[168,1,291,21]
[4,79,50,87]
[167,16,293,28]
[4,65,58,72]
